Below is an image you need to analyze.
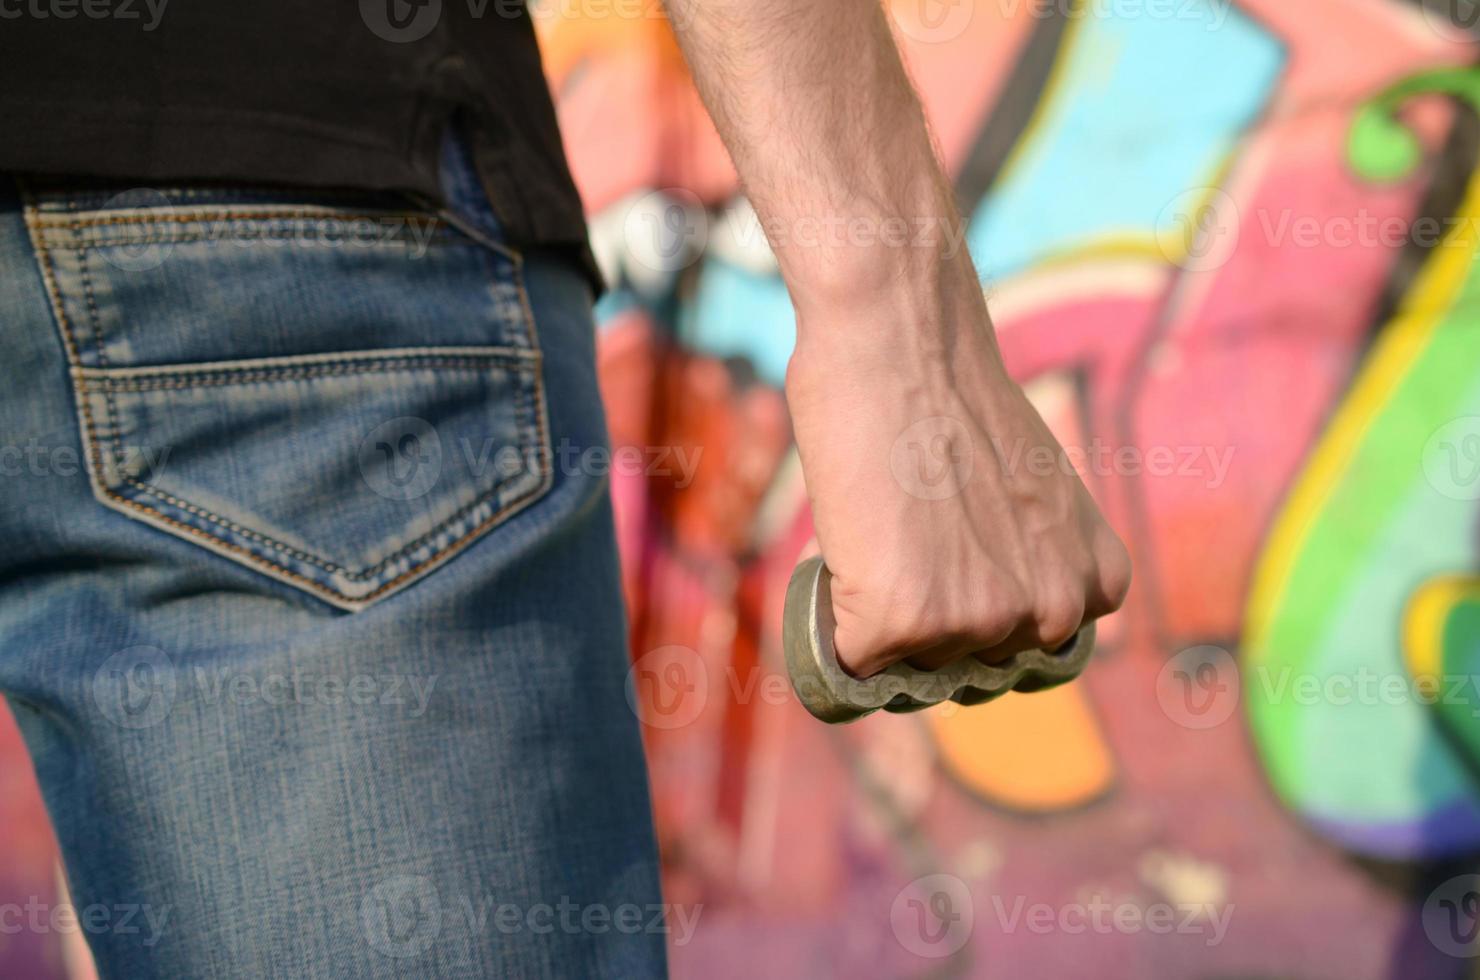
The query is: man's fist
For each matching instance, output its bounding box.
[785,296,1131,680]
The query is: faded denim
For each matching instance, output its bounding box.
[0,135,666,977]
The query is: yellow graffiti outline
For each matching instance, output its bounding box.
[989,3,1086,195]
[1403,575,1480,688]
[1030,237,1164,270]
[1243,169,1480,655]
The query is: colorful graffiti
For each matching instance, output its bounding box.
[3,0,1480,976]
[546,0,1480,976]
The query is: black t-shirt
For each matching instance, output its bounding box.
[0,0,589,265]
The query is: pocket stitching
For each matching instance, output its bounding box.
[23,183,556,608]
[113,479,353,574]
[111,461,547,581]
[90,357,548,581]
[29,206,467,255]
[26,196,363,599]
[80,353,539,392]
[84,352,549,584]
[76,243,132,485]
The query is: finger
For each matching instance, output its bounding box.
[905,636,981,672]
[1084,528,1133,618]
[971,598,1086,663]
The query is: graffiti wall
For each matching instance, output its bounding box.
[548,0,1480,976]
[3,0,1480,977]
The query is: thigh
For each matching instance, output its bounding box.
[0,175,665,979]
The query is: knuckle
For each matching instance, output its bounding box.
[968,580,1030,646]
[1097,537,1133,611]
[1029,562,1086,644]
[1035,593,1085,648]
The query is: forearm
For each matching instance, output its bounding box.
[663,0,988,364]
[665,0,1130,675]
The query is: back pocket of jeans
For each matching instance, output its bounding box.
[74,349,550,608]
[26,188,552,609]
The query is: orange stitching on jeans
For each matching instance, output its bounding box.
[74,346,548,579]
[113,456,546,582]
[117,476,349,573]
[21,182,555,607]
[79,356,537,393]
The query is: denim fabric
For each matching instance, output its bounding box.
[0,137,666,977]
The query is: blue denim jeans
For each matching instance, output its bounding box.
[0,137,666,977]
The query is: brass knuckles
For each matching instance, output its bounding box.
[782,555,1097,724]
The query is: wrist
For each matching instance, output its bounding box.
[785,244,1006,383]
[765,167,971,311]
[778,204,973,300]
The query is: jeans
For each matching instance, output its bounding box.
[0,135,666,977]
